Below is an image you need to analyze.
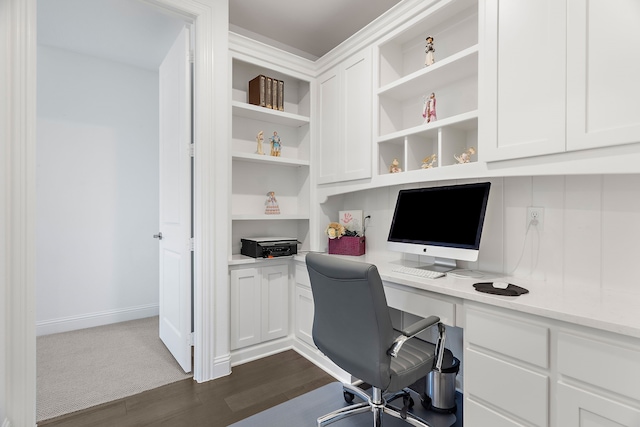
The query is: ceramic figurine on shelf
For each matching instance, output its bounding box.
[422,92,437,123]
[265,191,280,214]
[269,131,281,157]
[256,130,265,155]
[425,36,435,66]
[389,158,402,173]
[454,147,476,164]
[421,153,437,169]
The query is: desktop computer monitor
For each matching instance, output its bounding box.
[387,182,491,273]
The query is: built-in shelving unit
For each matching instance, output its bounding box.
[375,0,479,177]
[230,57,312,258]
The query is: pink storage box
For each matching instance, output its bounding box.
[328,236,366,256]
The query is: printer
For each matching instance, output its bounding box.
[240,237,299,258]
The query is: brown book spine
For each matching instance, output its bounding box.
[248,75,266,107]
[271,78,279,111]
[277,80,284,111]
[266,77,273,109]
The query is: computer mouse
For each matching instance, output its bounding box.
[492,281,510,289]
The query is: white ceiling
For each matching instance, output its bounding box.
[37,0,403,68]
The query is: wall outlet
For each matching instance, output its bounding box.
[527,206,544,231]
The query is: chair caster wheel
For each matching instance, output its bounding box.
[344,391,355,403]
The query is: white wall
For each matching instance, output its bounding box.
[329,174,640,293]
[36,45,160,335]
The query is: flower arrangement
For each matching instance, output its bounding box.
[325,222,346,239]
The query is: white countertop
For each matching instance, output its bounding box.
[295,251,640,340]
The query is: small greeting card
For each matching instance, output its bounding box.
[339,210,364,235]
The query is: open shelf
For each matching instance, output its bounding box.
[232,101,310,128]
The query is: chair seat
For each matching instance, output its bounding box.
[388,333,453,393]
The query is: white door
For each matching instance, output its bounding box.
[158,27,192,373]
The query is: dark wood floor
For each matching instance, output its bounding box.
[38,350,335,427]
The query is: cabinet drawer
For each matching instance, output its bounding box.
[383,285,455,326]
[466,307,549,368]
[295,263,310,287]
[558,332,640,402]
[465,399,527,427]
[466,349,548,426]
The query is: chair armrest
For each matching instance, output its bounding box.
[387,315,440,358]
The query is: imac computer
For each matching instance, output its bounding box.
[387,182,491,274]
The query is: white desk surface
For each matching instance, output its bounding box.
[296,251,640,340]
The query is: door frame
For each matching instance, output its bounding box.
[1,0,230,425]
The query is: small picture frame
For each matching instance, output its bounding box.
[339,210,364,235]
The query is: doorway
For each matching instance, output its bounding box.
[35,0,192,418]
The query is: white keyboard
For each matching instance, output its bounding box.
[392,266,445,279]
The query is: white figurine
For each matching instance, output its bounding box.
[256,131,264,155]
[421,154,437,169]
[454,147,476,164]
[265,191,280,214]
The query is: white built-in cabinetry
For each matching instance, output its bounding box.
[316,48,373,184]
[375,0,479,179]
[230,263,289,351]
[480,0,640,162]
[465,303,640,427]
[230,55,312,255]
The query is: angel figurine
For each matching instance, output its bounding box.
[454,147,476,164]
[425,36,435,66]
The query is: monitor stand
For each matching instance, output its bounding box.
[421,257,456,273]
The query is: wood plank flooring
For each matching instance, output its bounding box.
[38,350,335,427]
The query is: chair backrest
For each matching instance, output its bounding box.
[306,253,395,390]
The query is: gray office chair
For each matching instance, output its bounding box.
[305,253,452,427]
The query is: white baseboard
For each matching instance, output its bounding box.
[230,337,293,367]
[292,339,351,383]
[35,304,159,336]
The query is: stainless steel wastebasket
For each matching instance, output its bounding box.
[426,356,459,413]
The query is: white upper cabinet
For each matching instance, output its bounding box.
[479,0,567,161]
[316,47,373,184]
[480,0,640,162]
[566,0,640,151]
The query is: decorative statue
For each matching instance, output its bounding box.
[421,154,437,169]
[269,131,281,157]
[422,92,437,123]
[389,158,402,173]
[264,191,280,214]
[454,147,476,164]
[256,130,264,155]
[425,36,435,66]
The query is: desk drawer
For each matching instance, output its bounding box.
[383,285,455,326]
[558,331,640,401]
[466,307,549,368]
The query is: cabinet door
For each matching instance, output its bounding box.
[317,67,341,184]
[294,284,315,346]
[341,48,372,182]
[261,264,289,342]
[230,268,261,350]
[566,0,640,151]
[557,383,640,427]
[480,0,566,161]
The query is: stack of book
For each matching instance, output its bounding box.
[248,75,284,111]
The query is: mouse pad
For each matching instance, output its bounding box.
[473,282,529,296]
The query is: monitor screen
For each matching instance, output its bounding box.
[387,182,491,268]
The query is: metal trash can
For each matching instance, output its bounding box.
[425,356,460,413]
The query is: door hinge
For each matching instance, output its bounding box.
[190,237,195,251]
[188,332,194,346]
[189,143,195,158]
[188,50,195,64]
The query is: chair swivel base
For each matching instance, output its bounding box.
[317,383,432,427]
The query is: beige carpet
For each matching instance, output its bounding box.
[37,316,192,422]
